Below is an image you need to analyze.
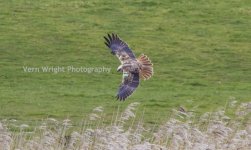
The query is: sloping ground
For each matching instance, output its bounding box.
[0,0,250,124]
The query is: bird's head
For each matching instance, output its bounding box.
[119,54,129,61]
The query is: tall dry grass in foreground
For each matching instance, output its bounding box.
[0,101,250,150]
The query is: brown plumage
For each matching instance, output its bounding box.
[104,33,153,101]
[137,54,153,80]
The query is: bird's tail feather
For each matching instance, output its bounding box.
[137,54,153,80]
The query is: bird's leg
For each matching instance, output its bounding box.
[117,63,132,72]
[122,64,132,67]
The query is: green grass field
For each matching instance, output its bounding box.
[0,0,250,125]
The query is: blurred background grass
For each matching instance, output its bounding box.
[0,0,250,125]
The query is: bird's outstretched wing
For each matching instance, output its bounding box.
[104,33,136,59]
[117,71,139,101]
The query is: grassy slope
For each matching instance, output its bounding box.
[0,0,250,124]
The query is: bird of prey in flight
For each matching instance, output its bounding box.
[104,33,153,101]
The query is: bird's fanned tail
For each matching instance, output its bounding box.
[137,54,153,80]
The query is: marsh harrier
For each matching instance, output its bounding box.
[104,33,153,100]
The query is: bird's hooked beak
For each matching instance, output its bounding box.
[117,65,123,72]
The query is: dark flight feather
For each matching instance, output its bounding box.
[116,72,139,101]
[104,33,135,58]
